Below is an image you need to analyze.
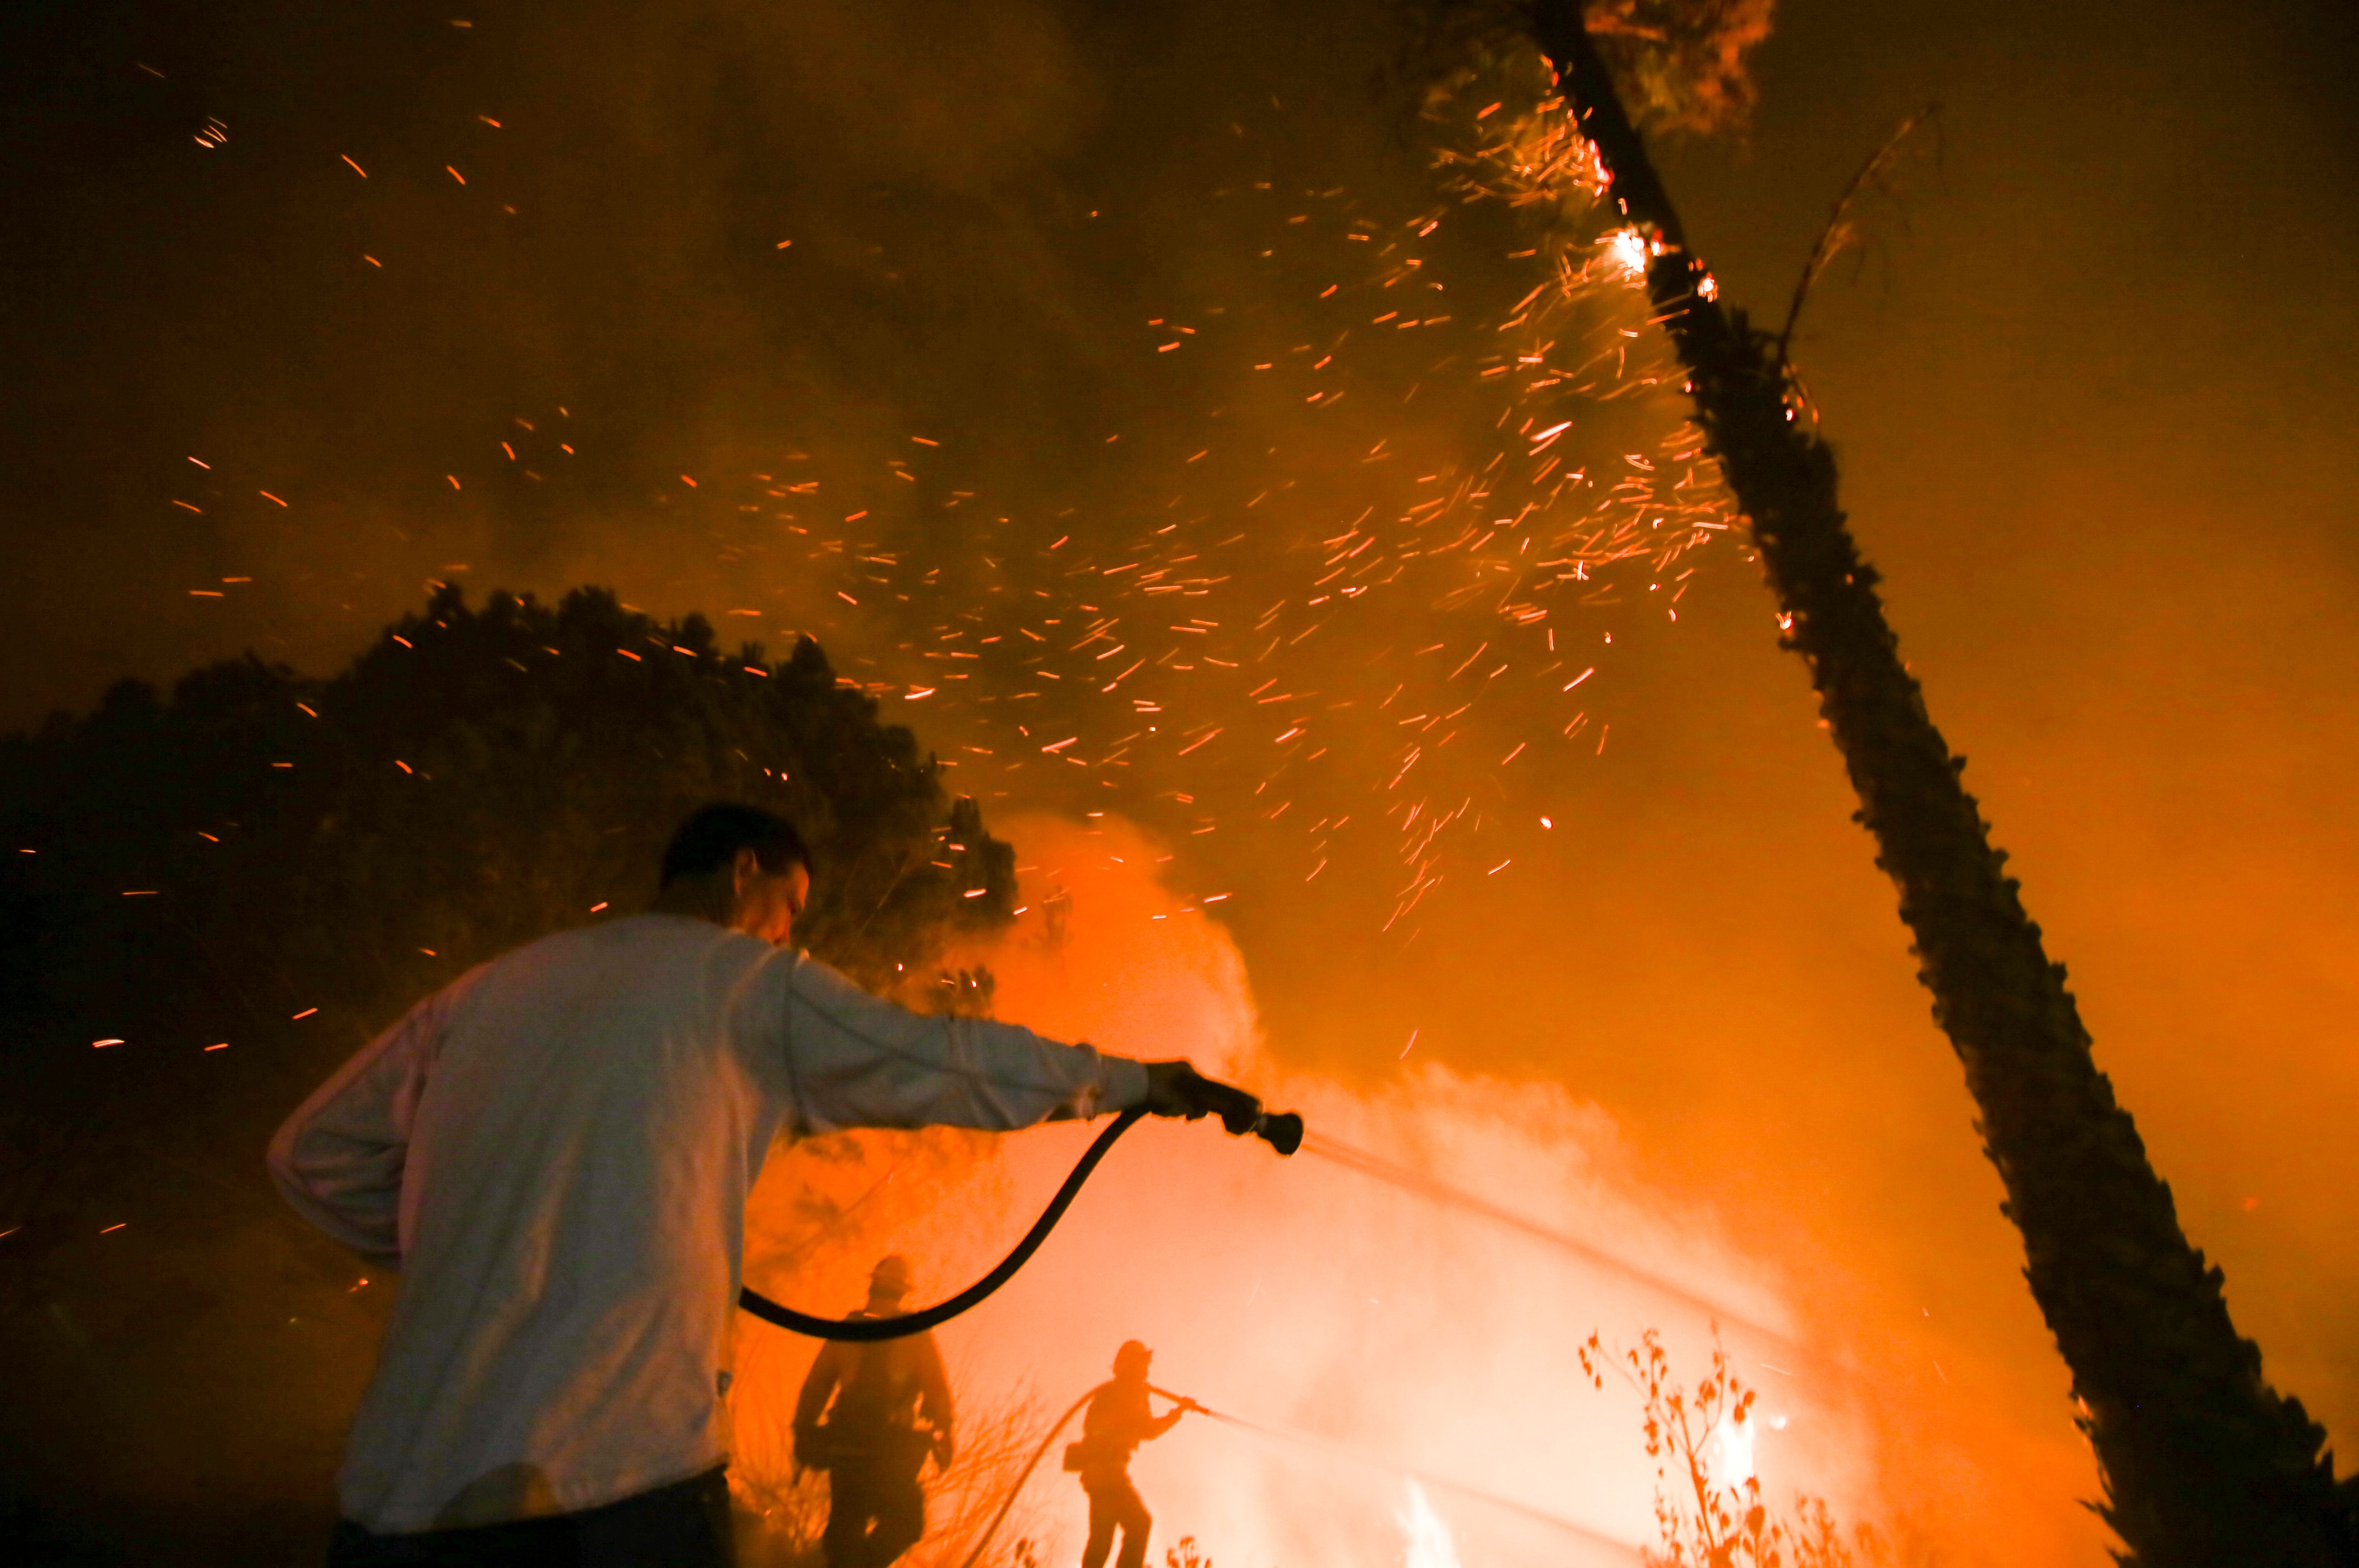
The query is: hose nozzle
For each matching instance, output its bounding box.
[1213,1087,1302,1155]
[1210,1085,1303,1154]
[1250,1109,1305,1156]
[1155,1062,1304,1154]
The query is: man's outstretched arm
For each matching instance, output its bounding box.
[779,954,1231,1134]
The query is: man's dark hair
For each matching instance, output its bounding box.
[660,804,810,888]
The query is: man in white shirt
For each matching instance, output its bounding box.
[272,803,1230,1566]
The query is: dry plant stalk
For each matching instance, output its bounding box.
[1581,1329,1886,1568]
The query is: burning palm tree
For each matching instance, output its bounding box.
[1415,1,2359,1560]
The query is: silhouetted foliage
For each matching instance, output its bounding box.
[0,585,1014,1555]
[1581,1330,1903,1568]
[1525,3,2359,1562]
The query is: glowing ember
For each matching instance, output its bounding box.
[1605,227,1650,280]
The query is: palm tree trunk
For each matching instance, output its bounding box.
[1526,5,2354,1561]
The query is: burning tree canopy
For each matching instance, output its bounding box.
[1413,0,1775,139]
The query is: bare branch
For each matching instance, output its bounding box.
[1778,104,1944,356]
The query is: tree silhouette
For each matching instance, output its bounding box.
[1511,3,2355,1561]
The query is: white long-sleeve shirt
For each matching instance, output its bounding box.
[268,912,1148,1534]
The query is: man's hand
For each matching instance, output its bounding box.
[1143,1060,1262,1134]
[1142,1060,1206,1118]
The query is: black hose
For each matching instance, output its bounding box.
[738,1109,1147,1342]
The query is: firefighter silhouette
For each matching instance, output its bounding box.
[794,1257,954,1568]
[1064,1341,1197,1568]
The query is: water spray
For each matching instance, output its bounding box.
[1303,1131,1807,1359]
